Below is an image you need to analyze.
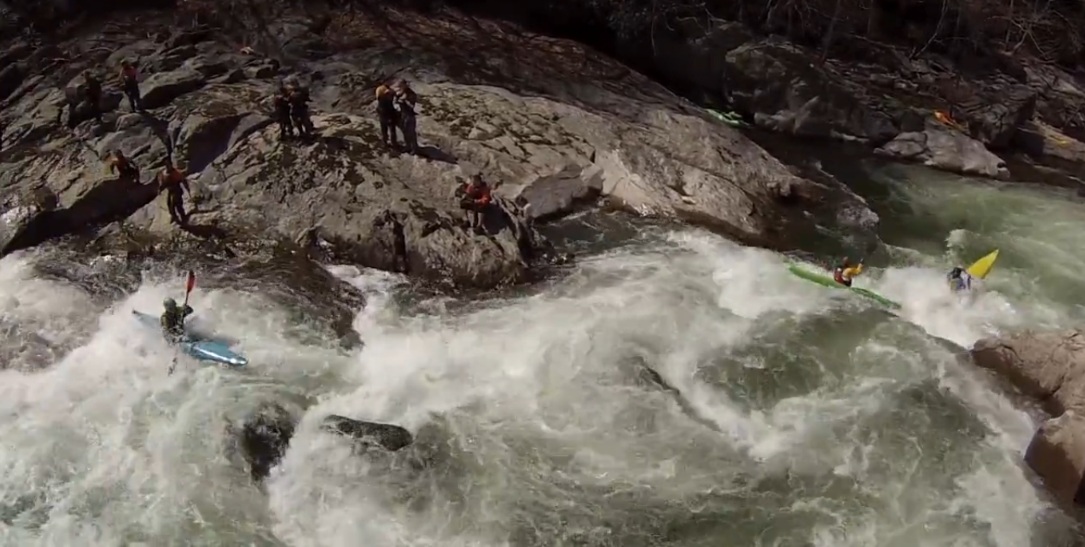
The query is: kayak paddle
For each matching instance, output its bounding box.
[169,270,196,375]
[183,270,195,307]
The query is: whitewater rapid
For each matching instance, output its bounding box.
[3,165,1085,545]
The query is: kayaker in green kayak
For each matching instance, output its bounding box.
[161,297,193,341]
[832,257,863,287]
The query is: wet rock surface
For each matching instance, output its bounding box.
[1026,412,1085,508]
[321,414,414,452]
[971,330,1085,507]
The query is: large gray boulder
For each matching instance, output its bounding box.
[971,329,1085,415]
[723,41,899,144]
[876,120,1010,179]
[971,329,1085,507]
[1025,412,1085,507]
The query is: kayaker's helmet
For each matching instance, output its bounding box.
[950,267,963,278]
[164,297,177,310]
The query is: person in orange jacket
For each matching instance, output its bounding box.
[457,174,493,233]
[832,257,863,287]
[157,161,190,225]
[107,150,140,183]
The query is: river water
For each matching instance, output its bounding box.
[1,159,1084,546]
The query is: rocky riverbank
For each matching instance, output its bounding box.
[438,0,1085,186]
[0,5,879,292]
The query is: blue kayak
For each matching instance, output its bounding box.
[132,310,248,367]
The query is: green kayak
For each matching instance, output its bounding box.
[786,263,902,310]
[707,108,747,128]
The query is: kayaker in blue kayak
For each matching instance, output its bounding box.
[161,298,193,341]
[947,267,973,292]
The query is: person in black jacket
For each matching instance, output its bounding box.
[272,85,294,140]
[83,70,103,123]
[286,84,314,138]
[375,83,399,148]
[392,79,418,154]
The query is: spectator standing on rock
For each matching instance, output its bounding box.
[286,84,314,138]
[375,82,399,149]
[117,60,142,112]
[83,70,103,123]
[392,79,419,154]
[157,161,190,225]
[272,84,294,140]
[456,174,493,234]
[107,150,140,183]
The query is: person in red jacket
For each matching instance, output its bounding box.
[457,174,492,233]
[157,161,191,226]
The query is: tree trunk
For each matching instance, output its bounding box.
[820,0,844,63]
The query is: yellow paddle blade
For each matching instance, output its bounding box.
[966,249,999,279]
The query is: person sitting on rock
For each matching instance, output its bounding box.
[117,60,142,112]
[83,70,103,123]
[286,84,314,138]
[108,150,140,183]
[157,161,190,226]
[161,297,193,341]
[457,174,493,234]
[832,257,863,287]
[272,85,294,140]
[392,79,419,154]
[375,82,399,148]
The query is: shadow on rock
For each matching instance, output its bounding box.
[321,414,414,452]
[180,221,229,240]
[415,145,457,164]
[137,110,175,155]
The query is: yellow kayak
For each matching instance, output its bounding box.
[965,250,999,279]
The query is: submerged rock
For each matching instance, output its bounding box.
[236,402,297,482]
[321,414,413,452]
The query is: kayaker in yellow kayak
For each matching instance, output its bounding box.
[832,257,863,287]
[947,266,973,292]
